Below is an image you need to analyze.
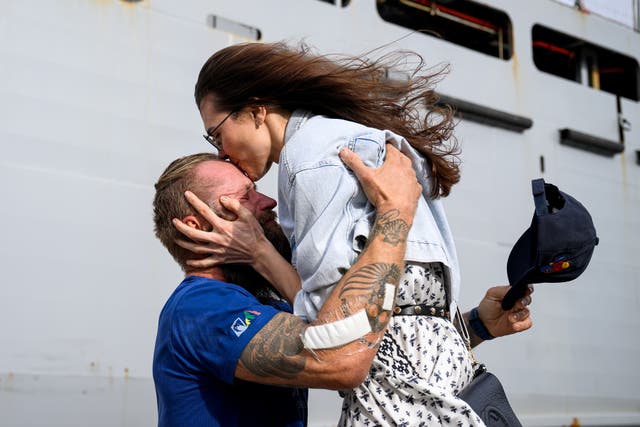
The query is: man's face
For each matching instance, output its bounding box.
[192,160,291,298]
[193,160,277,225]
[192,160,289,259]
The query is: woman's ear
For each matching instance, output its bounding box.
[250,104,267,127]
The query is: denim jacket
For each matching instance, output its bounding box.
[278,111,460,321]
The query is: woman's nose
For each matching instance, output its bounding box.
[217,148,229,160]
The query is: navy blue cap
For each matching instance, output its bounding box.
[502,179,599,310]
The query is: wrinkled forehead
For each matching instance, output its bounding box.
[193,160,251,197]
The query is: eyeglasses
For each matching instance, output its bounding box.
[203,110,235,151]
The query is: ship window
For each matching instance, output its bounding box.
[315,0,351,5]
[532,24,639,101]
[376,0,513,60]
[207,15,261,40]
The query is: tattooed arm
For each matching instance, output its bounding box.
[236,208,413,388]
[235,145,421,389]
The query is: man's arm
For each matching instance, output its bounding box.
[235,144,421,389]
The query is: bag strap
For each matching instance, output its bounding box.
[455,307,487,378]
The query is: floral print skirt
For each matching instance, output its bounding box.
[339,262,485,427]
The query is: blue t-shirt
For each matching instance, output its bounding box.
[153,276,308,427]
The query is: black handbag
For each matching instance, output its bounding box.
[458,365,522,427]
[456,309,523,427]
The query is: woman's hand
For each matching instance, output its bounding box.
[478,284,534,338]
[173,191,270,268]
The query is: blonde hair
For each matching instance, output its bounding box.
[153,153,218,269]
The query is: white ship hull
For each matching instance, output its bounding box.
[1,1,638,425]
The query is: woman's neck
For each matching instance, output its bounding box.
[265,109,291,163]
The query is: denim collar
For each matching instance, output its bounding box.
[284,110,314,145]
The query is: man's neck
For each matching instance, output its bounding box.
[183,261,284,304]
[185,269,225,281]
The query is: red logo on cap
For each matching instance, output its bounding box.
[541,256,571,274]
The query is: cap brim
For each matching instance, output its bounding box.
[503,227,536,310]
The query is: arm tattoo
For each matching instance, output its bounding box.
[338,263,401,332]
[371,209,409,246]
[239,313,306,379]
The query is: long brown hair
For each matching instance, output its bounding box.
[195,42,459,197]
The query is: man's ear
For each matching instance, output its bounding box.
[181,215,212,232]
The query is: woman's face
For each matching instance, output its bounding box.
[199,94,275,181]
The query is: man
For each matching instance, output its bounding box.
[152,146,422,426]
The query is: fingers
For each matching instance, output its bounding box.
[219,195,254,222]
[184,191,224,228]
[174,238,200,252]
[512,285,534,310]
[384,144,404,161]
[518,295,532,309]
[175,238,223,256]
[509,307,530,322]
[173,238,223,268]
[219,195,240,212]
[340,143,420,213]
[174,192,248,239]
[172,218,214,242]
[509,309,532,332]
[385,144,414,170]
[486,285,534,309]
[339,147,368,178]
[508,285,533,330]
[484,285,510,302]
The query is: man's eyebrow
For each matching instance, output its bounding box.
[233,183,255,197]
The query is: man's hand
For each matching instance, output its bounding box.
[339,144,421,216]
[477,285,533,339]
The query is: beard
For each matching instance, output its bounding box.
[221,210,292,303]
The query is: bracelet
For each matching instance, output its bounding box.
[469,307,494,341]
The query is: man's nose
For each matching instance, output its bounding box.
[257,193,277,211]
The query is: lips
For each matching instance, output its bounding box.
[234,162,259,181]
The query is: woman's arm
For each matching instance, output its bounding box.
[463,284,534,348]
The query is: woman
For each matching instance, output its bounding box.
[184,42,532,426]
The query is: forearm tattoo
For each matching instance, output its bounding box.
[239,313,306,379]
[371,209,409,246]
[239,210,409,378]
[339,263,401,332]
